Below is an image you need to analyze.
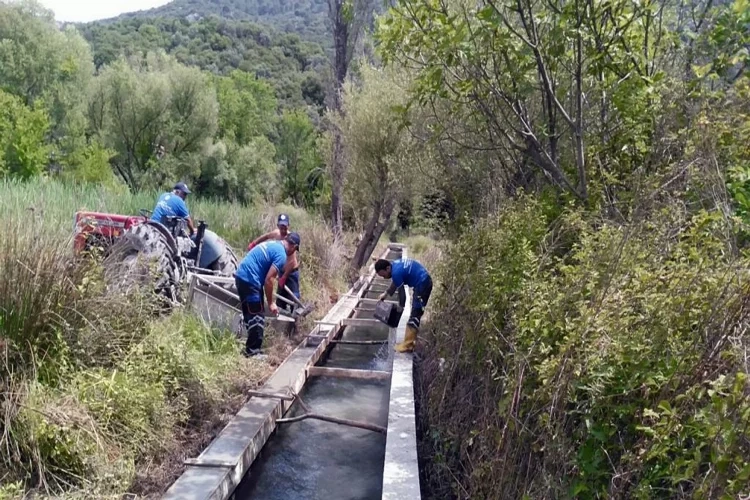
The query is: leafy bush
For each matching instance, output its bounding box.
[417,198,750,499]
[0,90,51,180]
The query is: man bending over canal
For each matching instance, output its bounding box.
[375,258,433,353]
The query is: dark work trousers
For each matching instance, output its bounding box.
[236,277,265,353]
[276,268,301,312]
[408,277,433,330]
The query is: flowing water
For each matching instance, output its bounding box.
[233,377,390,500]
[233,249,403,499]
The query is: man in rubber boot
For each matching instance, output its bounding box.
[151,181,196,235]
[235,232,301,357]
[375,258,433,353]
[247,214,301,315]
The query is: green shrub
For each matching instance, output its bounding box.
[417,199,750,499]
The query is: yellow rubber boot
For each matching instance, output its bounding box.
[395,325,418,353]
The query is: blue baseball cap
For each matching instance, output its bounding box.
[277,214,290,227]
[286,231,301,251]
[174,181,191,194]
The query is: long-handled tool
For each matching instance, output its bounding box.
[282,285,315,318]
[272,289,314,320]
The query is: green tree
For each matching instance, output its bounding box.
[195,137,279,202]
[377,0,680,205]
[0,89,51,179]
[61,141,118,187]
[275,109,323,206]
[215,70,277,144]
[0,1,93,163]
[336,65,427,269]
[88,53,218,191]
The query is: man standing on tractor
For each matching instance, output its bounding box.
[151,182,196,235]
[236,232,301,357]
[376,258,433,353]
[247,214,301,315]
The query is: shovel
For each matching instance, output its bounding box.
[273,287,315,319]
[283,285,315,319]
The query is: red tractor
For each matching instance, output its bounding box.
[73,210,238,302]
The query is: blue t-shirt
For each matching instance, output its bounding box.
[391,258,430,290]
[151,192,189,224]
[236,241,287,290]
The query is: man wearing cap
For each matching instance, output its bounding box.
[247,214,301,314]
[376,257,433,353]
[235,232,301,357]
[151,181,196,235]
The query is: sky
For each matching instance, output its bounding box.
[38,0,172,23]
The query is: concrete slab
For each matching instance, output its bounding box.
[161,466,231,500]
[382,247,421,500]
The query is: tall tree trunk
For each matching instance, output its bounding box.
[351,197,396,271]
[362,198,395,265]
[351,200,382,270]
[330,130,345,237]
[329,0,349,238]
[327,0,372,237]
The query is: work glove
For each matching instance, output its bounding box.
[278,276,287,289]
[247,241,256,251]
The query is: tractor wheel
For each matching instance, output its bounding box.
[209,243,238,276]
[104,223,181,302]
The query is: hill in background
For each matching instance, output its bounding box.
[93,0,330,46]
[79,14,329,109]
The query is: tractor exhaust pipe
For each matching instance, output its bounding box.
[194,220,207,265]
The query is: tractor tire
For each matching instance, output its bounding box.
[104,223,181,302]
[210,244,238,276]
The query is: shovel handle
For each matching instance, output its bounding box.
[284,285,306,308]
[274,293,297,308]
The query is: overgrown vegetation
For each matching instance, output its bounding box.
[0,179,349,497]
[365,0,750,496]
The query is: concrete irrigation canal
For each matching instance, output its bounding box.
[163,244,420,500]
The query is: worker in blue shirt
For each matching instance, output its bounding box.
[235,232,301,357]
[375,257,433,353]
[151,181,196,235]
[246,214,301,313]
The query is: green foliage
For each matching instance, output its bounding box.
[215,70,277,142]
[109,0,332,47]
[0,1,93,158]
[376,0,684,205]
[0,90,51,179]
[61,140,118,187]
[88,52,219,191]
[419,199,750,498]
[196,137,280,203]
[0,1,334,211]
[339,65,428,224]
[80,15,328,109]
[275,109,324,205]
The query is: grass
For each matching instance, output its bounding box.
[0,178,313,249]
[0,178,353,497]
